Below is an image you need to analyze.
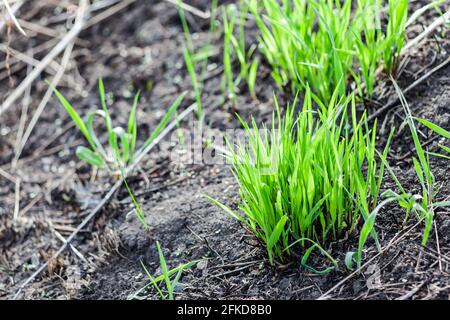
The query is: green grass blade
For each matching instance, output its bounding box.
[49,83,96,150]
[75,146,104,168]
[417,118,450,139]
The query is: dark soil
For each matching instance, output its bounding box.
[1,0,450,300]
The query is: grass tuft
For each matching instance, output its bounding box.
[241,0,408,102]
[209,87,392,266]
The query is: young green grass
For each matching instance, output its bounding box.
[129,241,198,300]
[222,6,238,105]
[389,79,442,246]
[208,87,392,267]
[347,79,450,262]
[383,0,409,74]
[50,79,185,227]
[178,0,219,119]
[243,0,409,102]
[384,83,450,245]
[393,80,433,245]
[222,3,260,101]
[50,79,185,173]
[178,0,202,118]
[416,118,450,161]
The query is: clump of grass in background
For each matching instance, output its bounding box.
[372,80,447,249]
[244,0,408,102]
[50,79,184,173]
[178,0,219,119]
[222,6,238,105]
[209,87,392,268]
[129,241,198,300]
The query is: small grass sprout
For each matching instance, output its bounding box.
[50,79,185,174]
[209,87,392,267]
[51,80,185,228]
[222,5,238,105]
[130,241,198,300]
[183,47,203,118]
[383,0,409,74]
[416,118,450,161]
[178,0,220,118]
[412,106,450,241]
[391,79,440,246]
[222,3,260,100]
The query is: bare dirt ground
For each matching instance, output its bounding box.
[1,0,450,300]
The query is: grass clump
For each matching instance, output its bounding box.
[209,87,392,267]
[245,0,408,102]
